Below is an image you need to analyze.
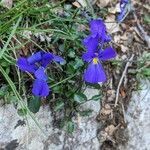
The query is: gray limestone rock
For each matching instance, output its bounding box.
[119,80,150,150]
[0,88,100,150]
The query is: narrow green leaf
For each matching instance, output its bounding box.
[74,92,87,103]
[54,100,64,111]
[73,58,84,69]
[0,15,22,58]
[90,94,101,101]
[28,96,41,113]
[141,68,150,76]
[17,108,27,116]
[66,121,75,134]
[79,109,93,116]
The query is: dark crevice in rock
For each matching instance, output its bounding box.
[14,120,26,129]
[5,140,19,150]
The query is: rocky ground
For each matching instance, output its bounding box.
[119,80,150,150]
[0,88,100,150]
[0,81,150,150]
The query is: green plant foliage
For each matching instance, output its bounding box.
[0,0,104,132]
[140,68,150,77]
[90,94,102,101]
[79,109,93,117]
[28,96,41,113]
[17,108,27,116]
[144,14,150,24]
[74,92,87,103]
[137,52,150,78]
[66,120,75,134]
[54,100,64,111]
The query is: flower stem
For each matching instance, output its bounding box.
[85,0,95,18]
[51,73,78,88]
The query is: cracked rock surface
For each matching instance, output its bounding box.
[0,88,100,150]
[119,80,150,150]
[0,81,150,150]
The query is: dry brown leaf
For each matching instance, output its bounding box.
[99,125,117,143]
[23,31,32,39]
[1,0,13,9]
[105,15,120,34]
[96,0,111,8]
[120,33,128,41]
[121,55,127,60]
[107,90,115,95]
[114,35,121,43]
[120,45,128,53]
[99,131,108,142]
[77,24,86,32]
[72,1,81,8]
[77,0,87,7]
[105,125,116,136]
[101,104,112,115]
[120,88,126,98]
[74,0,97,8]
[108,3,120,14]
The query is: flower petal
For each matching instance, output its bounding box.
[99,47,117,61]
[102,31,112,43]
[82,52,95,62]
[41,53,53,67]
[27,51,42,64]
[90,19,106,37]
[83,34,99,52]
[34,67,48,81]
[32,79,50,97]
[17,57,37,73]
[52,55,65,65]
[117,9,126,22]
[84,62,106,83]
[117,0,129,22]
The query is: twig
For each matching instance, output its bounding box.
[133,11,150,48]
[115,54,134,107]
[111,59,150,63]
[133,1,150,10]
[121,102,126,123]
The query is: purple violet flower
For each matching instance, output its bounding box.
[89,19,111,43]
[82,19,117,83]
[82,47,116,83]
[83,19,112,55]
[117,0,129,22]
[17,51,65,97]
[32,67,49,97]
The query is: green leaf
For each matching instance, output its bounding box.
[58,44,64,52]
[68,51,75,58]
[141,68,150,77]
[17,108,27,116]
[53,85,62,94]
[0,85,8,97]
[74,92,87,103]
[66,121,75,134]
[79,109,93,116]
[1,61,9,67]
[73,58,84,69]
[87,83,101,89]
[6,67,10,74]
[8,95,18,103]
[67,62,76,74]
[90,94,101,101]
[144,14,150,24]
[54,100,64,111]
[28,96,41,113]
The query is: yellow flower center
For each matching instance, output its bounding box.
[93,58,99,64]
